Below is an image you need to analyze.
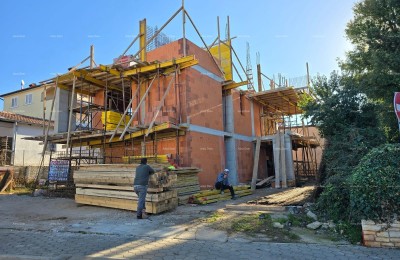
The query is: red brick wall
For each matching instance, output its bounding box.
[232,90,253,136]
[132,39,224,129]
[92,90,104,130]
[147,39,221,77]
[185,131,225,189]
[236,140,253,183]
[184,69,224,130]
[253,101,262,136]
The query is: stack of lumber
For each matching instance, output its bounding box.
[73,164,178,214]
[101,111,131,131]
[170,167,201,205]
[122,154,169,164]
[191,185,252,205]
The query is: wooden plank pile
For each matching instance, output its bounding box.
[169,167,201,205]
[73,164,178,214]
[190,185,253,205]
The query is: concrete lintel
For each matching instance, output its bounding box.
[192,65,224,82]
[180,123,254,142]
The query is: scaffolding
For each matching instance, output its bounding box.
[250,60,320,181]
[24,1,319,190]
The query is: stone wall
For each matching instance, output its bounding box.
[362,220,400,248]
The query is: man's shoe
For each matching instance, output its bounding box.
[231,195,237,200]
[137,215,143,219]
[142,212,149,219]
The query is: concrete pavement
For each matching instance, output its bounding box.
[1,222,400,259]
[0,194,399,259]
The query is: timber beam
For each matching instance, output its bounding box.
[99,55,198,78]
[222,80,248,91]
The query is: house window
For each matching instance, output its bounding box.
[11,97,18,108]
[25,94,32,105]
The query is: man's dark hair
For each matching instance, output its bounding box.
[140,158,147,164]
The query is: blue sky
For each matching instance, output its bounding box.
[0,0,356,101]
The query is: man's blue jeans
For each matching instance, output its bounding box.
[134,185,148,217]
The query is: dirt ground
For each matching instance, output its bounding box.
[248,185,317,206]
[0,186,347,245]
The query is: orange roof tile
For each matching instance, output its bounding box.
[0,111,53,127]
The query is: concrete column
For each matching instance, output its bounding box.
[54,88,69,133]
[225,137,238,185]
[280,133,287,187]
[284,133,295,181]
[272,133,281,188]
[224,94,234,133]
[54,88,76,133]
[250,99,255,136]
[223,94,238,184]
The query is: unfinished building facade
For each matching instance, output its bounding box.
[21,8,319,189]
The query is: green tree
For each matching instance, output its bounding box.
[340,0,400,141]
[300,72,384,221]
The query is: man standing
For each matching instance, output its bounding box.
[215,169,236,199]
[134,158,155,219]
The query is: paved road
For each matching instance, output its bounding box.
[1,228,399,260]
[1,195,400,259]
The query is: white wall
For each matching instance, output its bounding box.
[3,87,54,120]
[13,123,59,166]
[0,121,14,136]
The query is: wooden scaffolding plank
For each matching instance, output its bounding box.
[75,188,177,202]
[75,194,178,214]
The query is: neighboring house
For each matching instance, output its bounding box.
[1,84,88,133]
[0,111,56,166]
[0,84,55,120]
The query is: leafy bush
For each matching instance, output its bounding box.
[350,144,400,222]
[315,174,351,221]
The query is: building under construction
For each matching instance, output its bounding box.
[25,5,320,189]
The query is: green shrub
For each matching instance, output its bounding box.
[315,174,351,222]
[350,144,400,222]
